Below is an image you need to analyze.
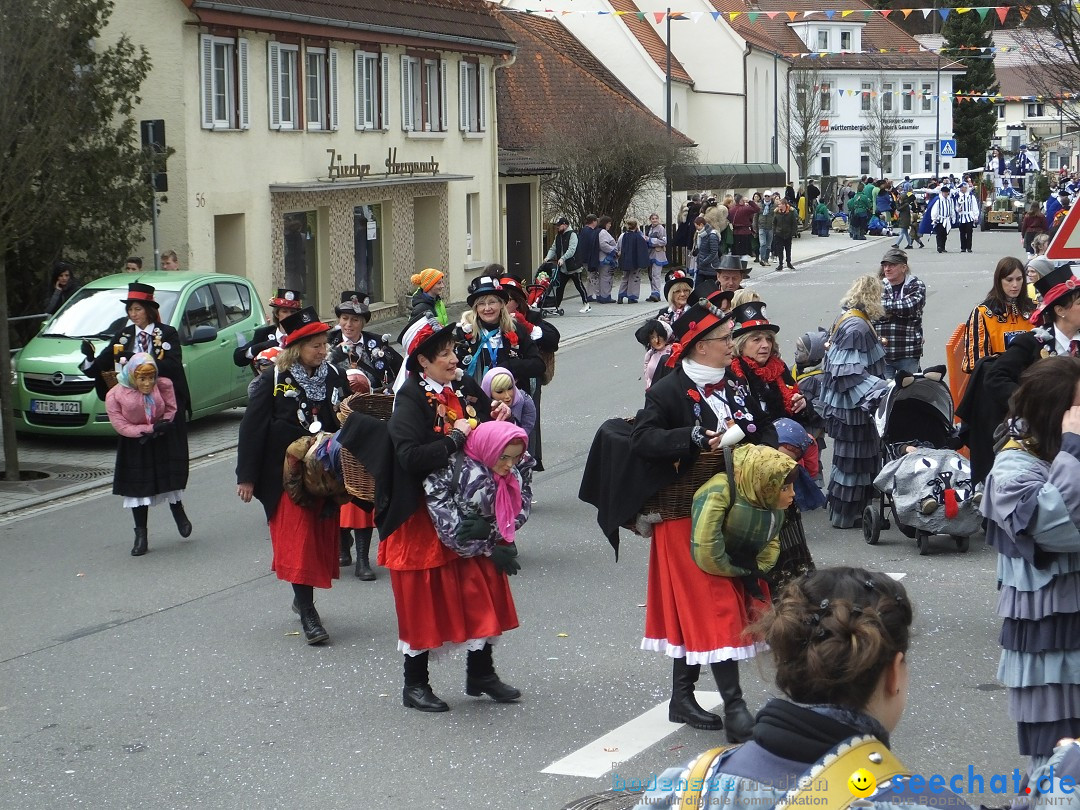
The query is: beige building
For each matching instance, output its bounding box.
[104,0,515,320]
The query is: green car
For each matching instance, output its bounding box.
[13,271,266,436]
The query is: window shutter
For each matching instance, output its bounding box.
[355,51,367,130]
[400,55,413,132]
[237,38,250,129]
[267,42,282,129]
[200,35,214,129]
[478,63,489,132]
[458,60,470,131]
[381,53,390,130]
[440,58,449,132]
[328,48,339,130]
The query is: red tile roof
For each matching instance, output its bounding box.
[706,0,960,71]
[607,0,693,85]
[495,9,694,151]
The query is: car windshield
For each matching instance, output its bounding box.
[42,288,180,338]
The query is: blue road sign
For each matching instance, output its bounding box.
[940,139,957,157]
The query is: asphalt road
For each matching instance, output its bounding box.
[0,229,1031,809]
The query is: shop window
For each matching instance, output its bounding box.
[353,205,384,303]
[199,34,249,130]
[268,42,299,129]
[305,47,339,131]
[283,211,317,299]
[356,51,389,130]
[458,60,489,133]
[401,55,447,132]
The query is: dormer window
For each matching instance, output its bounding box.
[816,30,829,50]
[840,30,852,50]
[791,21,864,53]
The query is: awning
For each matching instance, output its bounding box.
[499,149,559,177]
[668,163,786,191]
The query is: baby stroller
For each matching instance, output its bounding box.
[862,370,982,555]
[527,262,564,317]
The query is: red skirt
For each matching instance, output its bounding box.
[268,492,340,589]
[381,508,518,656]
[642,517,769,665]
[340,501,375,529]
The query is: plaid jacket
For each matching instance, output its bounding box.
[873,274,926,363]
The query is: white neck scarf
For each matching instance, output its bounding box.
[682,358,727,386]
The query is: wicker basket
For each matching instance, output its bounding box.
[625,417,726,523]
[101,370,119,390]
[539,349,556,386]
[338,392,394,502]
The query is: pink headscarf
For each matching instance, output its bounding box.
[464,421,529,542]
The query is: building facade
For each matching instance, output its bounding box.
[104,0,515,319]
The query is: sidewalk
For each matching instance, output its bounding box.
[0,232,876,517]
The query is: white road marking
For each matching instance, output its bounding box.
[541,691,722,778]
[886,572,907,581]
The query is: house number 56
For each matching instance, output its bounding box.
[195,192,206,207]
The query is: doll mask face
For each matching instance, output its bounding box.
[133,364,157,395]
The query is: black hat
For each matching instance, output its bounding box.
[668,290,735,361]
[731,300,779,338]
[467,275,510,306]
[495,274,529,304]
[553,216,570,227]
[663,269,696,299]
[1031,265,1080,324]
[121,282,159,309]
[717,254,750,275]
[268,289,303,310]
[398,314,456,373]
[634,318,672,349]
[335,291,371,320]
[279,306,329,347]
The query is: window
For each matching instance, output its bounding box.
[819,81,832,112]
[924,140,935,171]
[199,35,249,130]
[401,55,448,132]
[214,282,252,326]
[820,144,832,176]
[920,81,933,113]
[902,82,913,113]
[353,205,384,303]
[861,81,873,112]
[816,30,829,50]
[181,285,221,341]
[355,51,389,130]
[882,82,894,113]
[840,30,852,50]
[996,104,1005,120]
[902,143,913,174]
[283,211,317,299]
[860,145,870,176]
[882,150,894,175]
[458,60,489,133]
[303,48,338,131]
[465,194,480,260]
[267,42,299,129]
[1027,103,1045,118]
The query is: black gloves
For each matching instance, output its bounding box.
[490,543,520,576]
[80,340,96,361]
[152,421,170,435]
[691,425,712,450]
[457,515,492,541]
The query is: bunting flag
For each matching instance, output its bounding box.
[807,83,1080,102]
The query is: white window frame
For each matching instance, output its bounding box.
[1027,102,1045,118]
[902,143,913,174]
[882,82,894,113]
[306,48,327,130]
[996,104,1005,120]
[902,81,913,113]
[355,51,389,130]
[920,81,933,113]
[861,81,873,112]
[819,143,833,176]
[268,42,300,130]
[882,150,894,175]
[458,60,489,133]
[816,30,829,50]
[840,30,852,51]
[200,34,249,130]
[860,144,870,176]
[924,140,935,171]
[819,81,832,113]
[401,54,447,133]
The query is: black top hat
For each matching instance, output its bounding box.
[717,254,750,275]
[122,282,159,308]
[398,314,456,372]
[268,289,303,310]
[335,291,371,319]
[669,290,735,357]
[1032,265,1080,324]
[731,300,779,338]
[467,275,510,306]
[663,269,696,299]
[279,306,329,347]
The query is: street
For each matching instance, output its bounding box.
[1,229,1031,809]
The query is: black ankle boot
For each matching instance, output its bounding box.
[355,530,375,581]
[668,658,723,730]
[338,529,353,567]
[465,644,521,702]
[711,660,755,743]
[297,605,328,644]
[403,653,449,712]
[170,502,192,538]
[131,528,148,557]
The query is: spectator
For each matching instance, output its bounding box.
[873,247,925,379]
[1021,202,1048,256]
[615,218,650,304]
[544,217,587,312]
[728,194,760,261]
[160,250,180,271]
[44,261,81,315]
[772,198,798,271]
[644,213,668,304]
[575,214,601,311]
[124,256,143,273]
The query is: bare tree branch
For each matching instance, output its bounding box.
[780,65,827,181]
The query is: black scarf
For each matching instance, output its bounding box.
[752,698,891,764]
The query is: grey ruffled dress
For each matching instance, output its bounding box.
[821,312,887,528]
[984,434,1080,763]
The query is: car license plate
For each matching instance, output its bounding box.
[30,400,81,415]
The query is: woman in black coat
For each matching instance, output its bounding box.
[236,307,350,645]
[232,288,303,371]
[44,261,81,315]
[81,282,192,537]
[380,315,518,713]
[454,275,545,389]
